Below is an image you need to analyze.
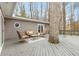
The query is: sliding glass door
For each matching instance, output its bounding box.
[0,6,4,47]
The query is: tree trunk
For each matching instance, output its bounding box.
[62,2,66,35]
[48,2,62,44]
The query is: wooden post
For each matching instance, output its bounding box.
[48,2,62,44]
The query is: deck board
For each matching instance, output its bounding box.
[1,36,79,56]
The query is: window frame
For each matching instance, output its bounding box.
[12,2,49,21]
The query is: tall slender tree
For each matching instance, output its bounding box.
[62,2,66,35]
[20,3,26,17]
[15,3,19,16]
[70,2,74,35]
[41,2,42,19]
[30,2,32,19]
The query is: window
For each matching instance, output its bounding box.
[37,24,45,33]
[13,2,49,21]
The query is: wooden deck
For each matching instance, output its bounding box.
[1,35,79,56]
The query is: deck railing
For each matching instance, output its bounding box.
[59,30,79,35]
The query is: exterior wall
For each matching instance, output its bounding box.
[0,2,16,17]
[4,19,49,40]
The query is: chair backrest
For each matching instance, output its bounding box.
[16,31,22,39]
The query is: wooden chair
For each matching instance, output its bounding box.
[16,31,29,41]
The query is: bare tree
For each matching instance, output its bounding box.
[62,2,66,35]
[30,2,32,19]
